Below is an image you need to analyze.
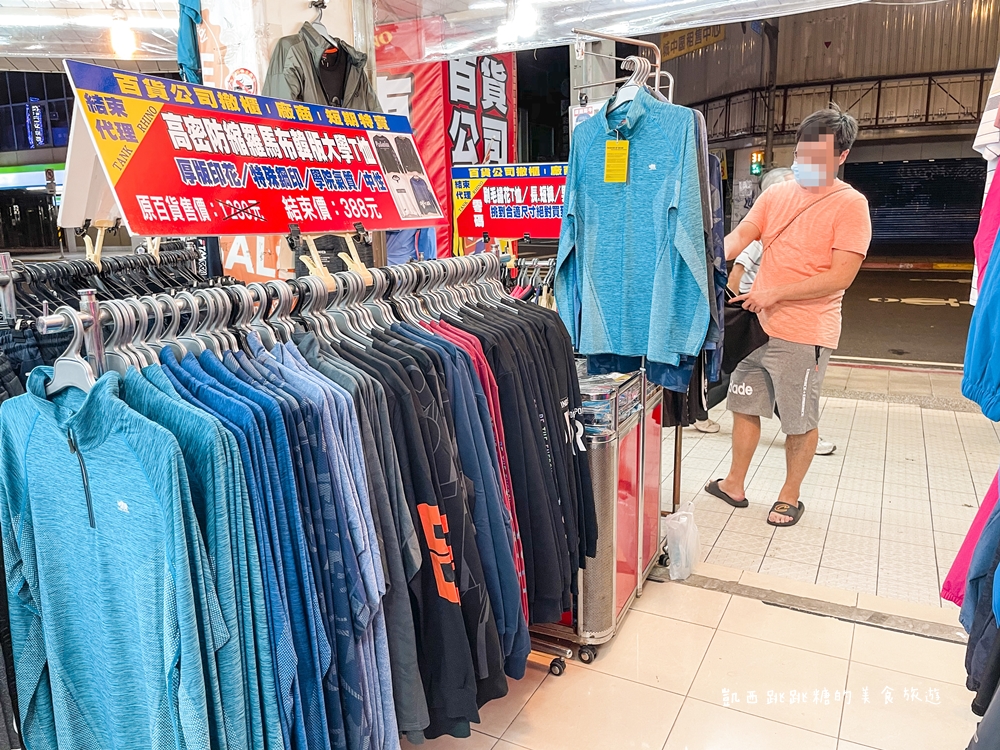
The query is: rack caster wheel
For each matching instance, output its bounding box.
[578,646,597,664]
[658,552,670,567]
[549,658,566,676]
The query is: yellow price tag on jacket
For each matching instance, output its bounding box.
[604,139,629,183]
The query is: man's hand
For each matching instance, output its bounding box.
[731,288,782,314]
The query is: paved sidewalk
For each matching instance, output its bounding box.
[661,366,997,608]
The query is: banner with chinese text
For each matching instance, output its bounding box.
[376,59,451,258]
[376,52,517,257]
[453,163,567,240]
[65,60,443,237]
[659,25,725,62]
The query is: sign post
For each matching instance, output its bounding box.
[60,60,443,238]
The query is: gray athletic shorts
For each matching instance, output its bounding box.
[726,337,832,435]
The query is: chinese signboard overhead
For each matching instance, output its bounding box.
[61,60,443,237]
[659,25,725,62]
[377,49,517,257]
[453,163,567,240]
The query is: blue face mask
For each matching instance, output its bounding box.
[792,161,826,188]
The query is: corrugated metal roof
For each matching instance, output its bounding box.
[660,0,1000,105]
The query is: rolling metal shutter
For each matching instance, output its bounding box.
[844,158,985,242]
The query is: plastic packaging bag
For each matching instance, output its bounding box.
[665,500,700,581]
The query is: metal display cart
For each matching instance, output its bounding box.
[530,368,664,674]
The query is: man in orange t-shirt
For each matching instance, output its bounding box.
[705,105,872,528]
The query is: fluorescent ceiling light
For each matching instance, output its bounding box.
[0,12,175,30]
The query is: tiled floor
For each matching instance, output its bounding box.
[403,574,979,750]
[659,367,999,608]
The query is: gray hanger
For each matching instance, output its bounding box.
[124,298,158,367]
[45,306,98,396]
[156,293,189,360]
[247,282,279,350]
[175,291,207,357]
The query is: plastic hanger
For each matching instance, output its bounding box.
[247,283,279,350]
[155,293,188,359]
[175,291,207,356]
[45,307,98,395]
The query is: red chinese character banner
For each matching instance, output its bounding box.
[453,163,567,240]
[376,51,517,258]
[64,60,444,237]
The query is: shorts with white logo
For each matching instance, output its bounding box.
[726,337,832,435]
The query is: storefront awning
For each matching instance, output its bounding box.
[374,0,870,63]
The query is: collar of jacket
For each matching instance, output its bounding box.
[299,21,368,72]
[602,86,653,139]
[26,368,127,450]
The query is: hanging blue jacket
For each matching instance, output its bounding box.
[0,370,210,750]
[556,88,710,369]
[965,228,1000,419]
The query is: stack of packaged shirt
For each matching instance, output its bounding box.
[0,290,596,749]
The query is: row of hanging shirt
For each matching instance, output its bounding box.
[0,254,597,750]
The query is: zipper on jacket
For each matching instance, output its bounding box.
[67,429,95,528]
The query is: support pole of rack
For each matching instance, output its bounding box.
[0,252,14,326]
[673,425,682,513]
[637,360,647,597]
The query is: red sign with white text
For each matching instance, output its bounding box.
[65,60,443,237]
[453,163,567,240]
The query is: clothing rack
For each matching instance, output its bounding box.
[571,29,682,595]
[0,246,218,328]
[31,253,510,378]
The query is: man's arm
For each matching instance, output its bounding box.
[728,264,745,294]
[732,249,865,313]
[724,221,761,261]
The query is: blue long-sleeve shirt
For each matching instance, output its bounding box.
[556,88,710,369]
[0,370,210,750]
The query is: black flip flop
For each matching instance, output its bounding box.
[705,479,749,508]
[767,500,806,527]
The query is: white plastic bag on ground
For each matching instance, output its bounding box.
[665,500,700,581]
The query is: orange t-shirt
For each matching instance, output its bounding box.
[742,179,872,349]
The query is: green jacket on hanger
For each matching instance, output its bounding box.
[262,21,381,113]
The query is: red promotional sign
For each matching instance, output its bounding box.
[65,60,443,237]
[377,51,517,258]
[453,163,567,240]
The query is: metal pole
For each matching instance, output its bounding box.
[637,363,647,597]
[672,424,683,513]
[763,19,780,168]
[78,289,106,376]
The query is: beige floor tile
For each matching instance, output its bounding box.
[477,655,550,738]
[688,630,849,736]
[739,569,859,607]
[836,742,882,750]
[692,560,743,582]
[403,730,497,749]
[501,665,683,750]
[707,547,763,570]
[632,580,732,627]
[855,593,962,628]
[663,697,838,750]
[850,624,968,686]
[588,609,714,694]
[816,568,878,595]
[765,539,825,566]
[838,662,977,750]
[718,596,854,658]
[758,557,819,583]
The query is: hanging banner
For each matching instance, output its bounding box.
[63,60,443,237]
[659,25,725,62]
[376,51,517,257]
[453,163,567,240]
[377,59,451,258]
